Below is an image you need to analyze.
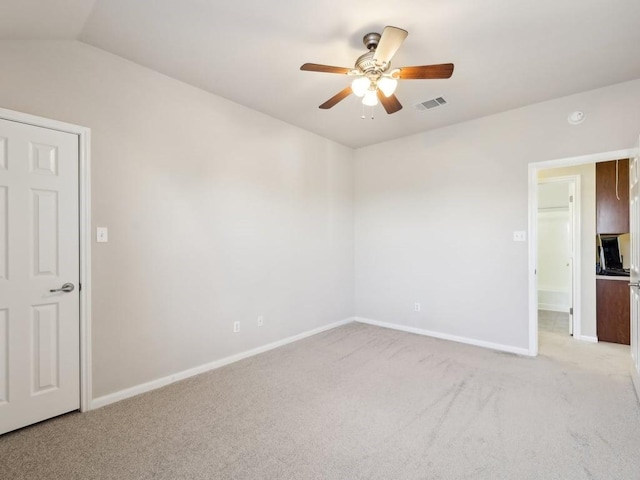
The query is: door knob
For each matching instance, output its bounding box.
[50,283,75,293]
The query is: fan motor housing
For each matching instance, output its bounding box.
[362,32,381,50]
[355,51,378,72]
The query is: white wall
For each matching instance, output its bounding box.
[538,164,596,335]
[0,41,355,398]
[355,79,640,350]
[1,40,639,399]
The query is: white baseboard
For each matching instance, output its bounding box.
[91,317,355,410]
[538,289,570,314]
[354,317,532,356]
[538,303,570,313]
[576,335,598,343]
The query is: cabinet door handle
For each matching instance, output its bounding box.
[628,282,640,288]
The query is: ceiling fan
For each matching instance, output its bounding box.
[300,26,454,114]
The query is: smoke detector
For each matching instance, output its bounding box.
[568,111,585,125]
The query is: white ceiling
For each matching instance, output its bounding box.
[0,0,96,40]
[3,0,640,148]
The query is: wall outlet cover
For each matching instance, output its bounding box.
[513,231,527,242]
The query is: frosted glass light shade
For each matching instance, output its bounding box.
[362,89,378,106]
[351,77,371,97]
[378,76,398,97]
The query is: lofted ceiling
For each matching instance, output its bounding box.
[2,0,640,148]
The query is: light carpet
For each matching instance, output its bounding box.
[1,321,639,479]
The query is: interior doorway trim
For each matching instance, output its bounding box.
[0,107,92,412]
[537,175,580,338]
[528,148,638,356]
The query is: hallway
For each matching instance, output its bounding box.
[538,310,633,379]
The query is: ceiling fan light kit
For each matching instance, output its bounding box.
[378,76,398,97]
[362,90,378,106]
[351,77,371,97]
[300,26,454,116]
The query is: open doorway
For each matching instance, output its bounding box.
[528,148,637,356]
[537,176,578,340]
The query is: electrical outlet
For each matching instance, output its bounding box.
[257,316,264,327]
[233,321,240,333]
[414,302,421,312]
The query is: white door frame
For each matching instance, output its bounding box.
[537,175,580,336]
[528,148,638,356]
[0,107,92,412]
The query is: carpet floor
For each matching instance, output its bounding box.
[1,321,639,479]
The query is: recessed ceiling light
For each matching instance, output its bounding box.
[568,111,585,125]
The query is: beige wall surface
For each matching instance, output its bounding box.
[0,40,355,398]
[355,79,640,349]
[539,164,596,337]
[2,39,640,398]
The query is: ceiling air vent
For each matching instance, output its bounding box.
[415,96,447,111]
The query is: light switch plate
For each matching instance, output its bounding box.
[97,227,108,243]
[513,230,527,242]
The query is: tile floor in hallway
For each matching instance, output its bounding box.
[538,309,570,334]
[537,309,632,363]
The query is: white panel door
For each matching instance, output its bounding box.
[0,118,79,435]
[537,210,571,311]
[631,142,640,375]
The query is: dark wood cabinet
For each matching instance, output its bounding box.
[596,159,629,234]
[595,159,631,345]
[596,279,630,345]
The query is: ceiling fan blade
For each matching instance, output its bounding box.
[300,63,351,74]
[319,86,353,109]
[377,91,403,114]
[397,63,455,79]
[373,26,408,65]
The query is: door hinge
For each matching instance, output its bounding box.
[569,195,573,203]
[79,283,82,291]
[569,307,573,315]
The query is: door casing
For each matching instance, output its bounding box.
[0,107,92,412]
[630,141,640,395]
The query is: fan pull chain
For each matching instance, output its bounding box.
[360,104,376,120]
